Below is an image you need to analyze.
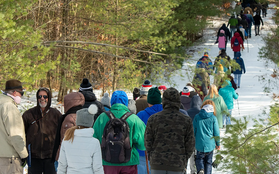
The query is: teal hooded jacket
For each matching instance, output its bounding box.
[219,80,238,110]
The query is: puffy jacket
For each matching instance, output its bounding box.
[58,128,104,174]
[203,94,228,128]
[137,104,163,156]
[227,16,238,28]
[219,81,239,110]
[135,95,149,114]
[193,109,220,152]
[231,32,243,52]
[93,91,146,166]
[0,94,28,158]
[187,95,202,121]
[233,53,246,74]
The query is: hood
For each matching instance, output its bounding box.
[222,23,226,28]
[234,32,240,37]
[235,51,241,58]
[220,29,225,34]
[145,104,163,115]
[162,87,180,110]
[198,109,215,119]
[190,95,202,109]
[64,92,85,113]
[80,90,97,102]
[36,87,52,112]
[222,80,232,88]
[111,90,128,106]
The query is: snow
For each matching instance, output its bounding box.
[20,5,278,174]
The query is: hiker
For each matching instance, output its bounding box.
[93,90,146,173]
[196,52,213,75]
[145,87,195,173]
[192,68,210,101]
[233,52,246,88]
[219,80,239,128]
[231,31,244,57]
[227,15,238,37]
[217,24,231,50]
[253,13,264,36]
[100,92,111,111]
[22,87,62,174]
[128,99,137,114]
[135,80,152,113]
[203,84,228,129]
[245,10,255,38]
[181,87,192,110]
[57,105,104,174]
[214,49,231,74]
[133,87,140,100]
[193,100,220,174]
[158,85,167,95]
[215,29,227,51]
[186,82,199,98]
[261,1,268,18]
[137,87,163,174]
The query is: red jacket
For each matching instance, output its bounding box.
[231,32,243,52]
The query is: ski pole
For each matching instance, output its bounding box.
[247,37,249,53]
[236,99,240,116]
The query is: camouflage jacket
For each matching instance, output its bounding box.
[144,107,195,171]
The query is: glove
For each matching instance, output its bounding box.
[236,93,239,96]
[21,158,27,167]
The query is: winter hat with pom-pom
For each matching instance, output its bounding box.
[101,93,111,107]
[140,80,152,95]
[79,78,93,92]
[76,104,98,127]
[181,87,190,96]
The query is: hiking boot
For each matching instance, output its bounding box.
[238,86,240,88]
[198,169,204,174]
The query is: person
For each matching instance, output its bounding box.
[135,79,152,113]
[217,24,231,50]
[93,90,146,174]
[22,87,62,174]
[0,79,28,174]
[219,80,239,127]
[186,82,198,98]
[253,13,264,36]
[192,68,210,101]
[214,49,231,74]
[79,78,105,121]
[133,87,140,100]
[215,29,226,51]
[181,87,192,110]
[137,87,163,174]
[203,84,228,129]
[100,92,111,111]
[158,85,167,94]
[193,100,220,174]
[128,99,137,114]
[238,14,248,31]
[238,24,247,41]
[52,92,85,170]
[218,74,238,91]
[57,104,104,174]
[227,15,238,37]
[233,52,246,88]
[254,2,262,16]
[145,87,195,174]
[231,31,244,57]
[234,1,243,16]
[261,1,268,18]
[196,52,213,75]
[245,10,255,38]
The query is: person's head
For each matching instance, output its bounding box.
[101,92,111,107]
[128,99,137,114]
[235,51,241,59]
[204,52,209,57]
[201,100,216,116]
[36,87,52,111]
[181,87,190,96]
[162,87,180,110]
[4,79,24,104]
[140,80,152,96]
[111,90,128,107]
[207,84,219,99]
[64,104,98,143]
[147,87,162,106]
[158,85,167,93]
[132,87,140,100]
[247,10,250,14]
[64,92,85,113]
[220,29,225,34]
[221,49,226,55]
[79,78,93,92]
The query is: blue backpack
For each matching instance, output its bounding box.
[234,38,239,46]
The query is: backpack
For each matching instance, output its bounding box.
[234,38,239,46]
[101,111,132,163]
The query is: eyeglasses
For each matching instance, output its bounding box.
[38,95,48,99]
[15,90,24,96]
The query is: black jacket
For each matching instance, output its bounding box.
[253,15,263,25]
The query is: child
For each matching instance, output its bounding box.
[216,29,226,50]
[233,52,246,88]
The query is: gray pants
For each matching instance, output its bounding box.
[151,169,185,174]
[0,157,23,174]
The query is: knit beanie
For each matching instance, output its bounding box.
[158,85,167,91]
[140,80,152,95]
[128,99,137,114]
[76,104,98,127]
[101,93,111,107]
[79,78,93,92]
[181,87,190,96]
[147,87,162,105]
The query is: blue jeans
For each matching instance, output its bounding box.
[247,24,252,37]
[230,28,236,38]
[223,109,232,126]
[137,156,150,174]
[54,161,58,172]
[234,74,242,87]
[195,151,213,174]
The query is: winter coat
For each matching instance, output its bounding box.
[79,90,105,121]
[240,14,249,29]
[58,128,104,174]
[231,32,244,52]
[246,14,254,26]
[217,31,226,49]
[227,16,238,28]
[0,94,28,158]
[192,72,209,101]
[218,75,237,91]
[135,95,149,114]
[187,95,202,121]
[203,94,228,128]
[217,24,231,41]
[181,95,192,111]
[253,14,263,25]
[219,81,239,110]
[214,52,231,73]
[93,92,146,166]
[22,89,61,159]
[193,109,220,152]
[236,28,244,42]
[137,104,163,156]
[145,89,195,171]
[233,53,246,74]
[196,56,213,74]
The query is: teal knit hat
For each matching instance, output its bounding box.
[147,87,162,105]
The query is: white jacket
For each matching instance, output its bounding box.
[57,128,104,174]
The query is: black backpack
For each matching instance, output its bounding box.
[101,111,132,163]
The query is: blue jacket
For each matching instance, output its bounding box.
[193,109,220,152]
[196,56,213,74]
[137,104,163,156]
[219,81,238,110]
[187,95,202,121]
[233,53,246,74]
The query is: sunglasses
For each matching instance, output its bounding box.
[38,95,48,99]
[15,90,24,96]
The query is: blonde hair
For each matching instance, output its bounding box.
[64,125,87,143]
[201,99,217,116]
[205,84,219,99]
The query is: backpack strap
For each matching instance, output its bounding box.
[105,111,116,120]
[120,112,133,121]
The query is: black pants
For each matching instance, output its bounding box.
[28,158,55,174]
[255,25,260,35]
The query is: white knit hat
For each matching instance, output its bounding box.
[140,80,152,95]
